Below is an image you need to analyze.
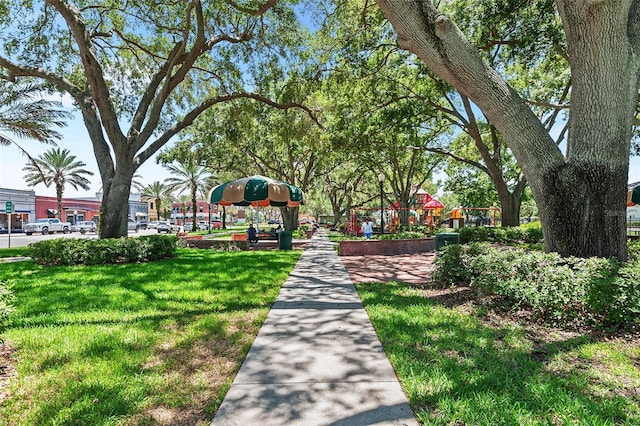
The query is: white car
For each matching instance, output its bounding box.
[148,221,161,229]
[71,221,97,234]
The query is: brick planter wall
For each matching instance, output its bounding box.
[339,237,436,256]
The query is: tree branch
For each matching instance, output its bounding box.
[425,147,488,174]
[226,0,277,16]
[46,0,124,144]
[137,92,321,165]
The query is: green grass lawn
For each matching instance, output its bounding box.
[0,248,301,425]
[357,282,640,425]
[0,247,31,258]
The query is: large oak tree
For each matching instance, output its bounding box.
[376,0,639,260]
[0,0,308,238]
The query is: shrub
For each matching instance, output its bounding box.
[432,244,638,329]
[28,235,178,266]
[295,224,310,238]
[590,259,640,328]
[140,234,178,260]
[523,226,544,243]
[628,240,640,262]
[378,231,424,240]
[432,244,467,286]
[459,227,489,243]
[0,280,15,343]
[27,238,88,266]
[458,225,543,245]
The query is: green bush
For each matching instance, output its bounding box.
[432,244,467,286]
[28,235,178,266]
[378,231,425,240]
[519,220,542,228]
[590,259,640,328]
[295,224,310,238]
[432,242,489,287]
[27,238,87,266]
[458,225,543,245]
[0,279,15,343]
[459,226,490,243]
[628,239,640,262]
[432,244,638,329]
[523,226,544,243]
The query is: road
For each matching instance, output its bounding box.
[0,228,158,248]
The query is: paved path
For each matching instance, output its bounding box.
[212,229,418,426]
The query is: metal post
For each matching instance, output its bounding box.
[7,213,11,248]
[378,173,385,234]
[208,202,211,234]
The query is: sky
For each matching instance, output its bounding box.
[0,96,170,199]
[1,95,640,199]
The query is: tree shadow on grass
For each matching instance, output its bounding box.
[357,282,637,425]
[1,250,299,328]
[0,249,301,424]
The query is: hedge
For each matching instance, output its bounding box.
[28,234,179,266]
[433,243,640,329]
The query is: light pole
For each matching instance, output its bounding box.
[378,173,385,234]
[207,202,211,234]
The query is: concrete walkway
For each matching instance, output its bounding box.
[212,229,418,426]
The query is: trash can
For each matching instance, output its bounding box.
[279,231,293,250]
[436,232,460,250]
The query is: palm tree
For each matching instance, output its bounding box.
[140,181,175,221]
[0,82,72,175]
[164,161,211,232]
[23,147,94,218]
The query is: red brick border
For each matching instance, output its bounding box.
[339,237,436,256]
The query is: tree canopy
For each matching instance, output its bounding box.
[0,0,312,237]
[376,0,638,260]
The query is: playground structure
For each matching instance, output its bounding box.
[346,204,445,235]
[345,205,502,235]
[452,207,502,228]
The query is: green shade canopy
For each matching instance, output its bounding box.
[209,175,304,207]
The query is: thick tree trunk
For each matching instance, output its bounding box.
[99,166,135,239]
[538,163,628,258]
[375,0,639,260]
[492,175,526,227]
[500,193,522,227]
[280,206,300,232]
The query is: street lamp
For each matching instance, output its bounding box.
[378,173,385,234]
[207,202,211,234]
[73,209,78,225]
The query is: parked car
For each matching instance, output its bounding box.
[198,220,222,230]
[267,219,281,225]
[128,219,142,232]
[148,221,160,229]
[71,221,97,234]
[183,222,193,232]
[24,218,71,235]
[156,222,172,233]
